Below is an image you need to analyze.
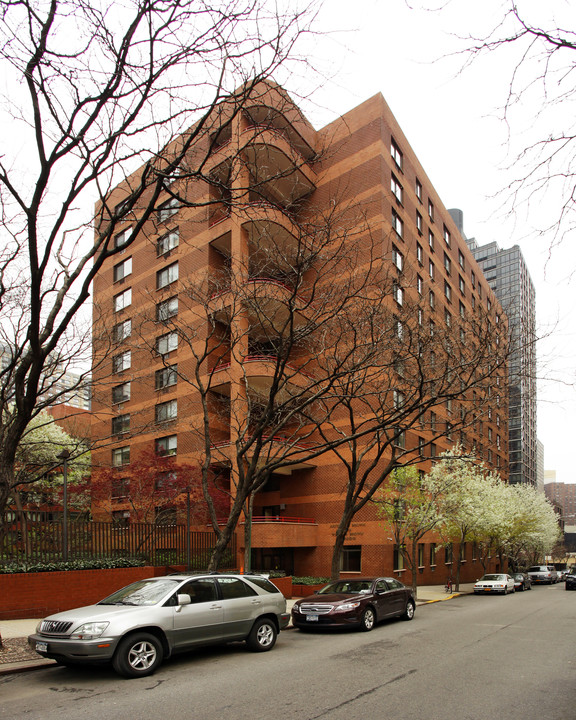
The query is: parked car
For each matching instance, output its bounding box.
[473,573,516,595]
[555,568,567,582]
[28,574,289,678]
[510,572,532,591]
[291,577,415,631]
[565,570,576,591]
[526,565,558,584]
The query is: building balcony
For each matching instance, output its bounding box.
[241,127,316,206]
[208,354,314,398]
[209,278,309,338]
[209,436,316,475]
[244,516,318,548]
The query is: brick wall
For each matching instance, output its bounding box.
[0,566,159,620]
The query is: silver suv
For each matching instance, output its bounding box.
[28,574,289,678]
[526,565,558,584]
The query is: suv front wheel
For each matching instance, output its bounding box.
[112,632,164,678]
[246,618,277,652]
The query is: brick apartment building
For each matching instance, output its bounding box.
[90,82,508,583]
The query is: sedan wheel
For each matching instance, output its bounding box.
[360,607,376,632]
[403,601,415,621]
[112,632,163,678]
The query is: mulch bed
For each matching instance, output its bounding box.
[0,637,40,664]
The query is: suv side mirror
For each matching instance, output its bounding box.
[177,593,192,606]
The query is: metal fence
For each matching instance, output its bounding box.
[0,520,236,569]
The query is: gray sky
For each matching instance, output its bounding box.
[290,0,576,483]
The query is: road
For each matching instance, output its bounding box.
[1,583,575,720]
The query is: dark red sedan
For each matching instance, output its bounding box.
[291,577,415,632]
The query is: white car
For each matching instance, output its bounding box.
[473,573,516,595]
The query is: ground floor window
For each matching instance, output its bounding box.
[430,543,436,566]
[341,545,362,572]
[393,544,405,571]
[445,543,453,564]
[418,543,425,568]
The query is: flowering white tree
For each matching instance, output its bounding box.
[504,483,560,569]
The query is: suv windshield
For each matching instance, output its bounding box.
[99,579,179,606]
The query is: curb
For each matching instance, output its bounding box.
[0,658,56,675]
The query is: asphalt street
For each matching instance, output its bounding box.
[1,583,574,720]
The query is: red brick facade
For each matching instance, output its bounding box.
[90,83,507,584]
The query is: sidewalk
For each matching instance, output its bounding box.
[0,583,475,675]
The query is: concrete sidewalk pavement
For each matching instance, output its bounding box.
[0,583,475,675]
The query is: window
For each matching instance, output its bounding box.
[394,389,405,408]
[157,229,179,256]
[459,300,465,318]
[443,225,451,247]
[392,209,403,238]
[428,229,435,251]
[111,477,129,499]
[155,364,178,390]
[418,543,425,568]
[417,436,425,455]
[443,252,451,275]
[113,319,131,342]
[429,290,435,309]
[391,174,403,203]
[458,250,465,269]
[416,210,423,235]
[418,307,423,325]
[218,577,258,600]
[112,351,131,373]
[155,506,177,526]
[445,544,453,564]
[459,275,465,295]
[156,399,177,422]
[157,262,178,289]
[112,446,130,466]
[112,414,130,434]
[112,382,131,404]
[395,319,404,340]
[417,274,423,295]
[393,282,404,306]
[392,245,404,271]
[340,545,362,572]
[156,296,178,322]
[114,288,132,312]
[430,412,437,430]
[393,545,405,571]
[415,178,422,202]
[391,138,403,170]
[156,331,178,355]
[430,543,437,566]
[112,510,130,527]
[155,470,177,490]
[158,197,179,222]
[428,199,434,222]
[428,259,435,280]
[416,242,423,264]
[113,257,132,282]
[114,227,132,248]
[444,281,452,302]
[471,271,476,288]
[445,309,451,326]
[155,435,177,456]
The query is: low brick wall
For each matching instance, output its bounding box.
[269,576,292,599]
[0,566,159,620]
[292,583,325,598]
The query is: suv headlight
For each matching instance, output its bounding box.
[70,622,110,640]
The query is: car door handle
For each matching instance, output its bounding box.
[251,599,262,605]
[209,603,222,610]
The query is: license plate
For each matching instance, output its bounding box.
[36,641,48,653]
[484,588,491,591]
[306,615,318,622]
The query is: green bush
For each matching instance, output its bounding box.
[0,557,147,574]
[292,576,330,585]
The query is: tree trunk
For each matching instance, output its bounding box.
[330,510,356,581]
[243,493,254,573]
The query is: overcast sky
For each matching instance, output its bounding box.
[289,0,576,483]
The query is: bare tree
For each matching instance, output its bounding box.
[447,1,576,249]
[316,272,509,580]
[0,0,319,526]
